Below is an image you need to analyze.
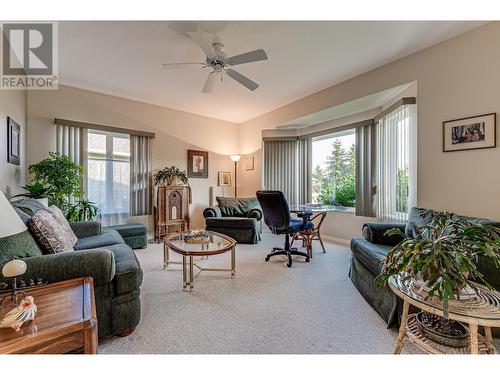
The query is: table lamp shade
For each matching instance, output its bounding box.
[0,191,27,238]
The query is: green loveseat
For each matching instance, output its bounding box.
[349,207,500,329]
[203,197,262,244]
[0,199,143,339]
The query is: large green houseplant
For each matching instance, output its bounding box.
[376,212,500,315]
[29,152,84,214]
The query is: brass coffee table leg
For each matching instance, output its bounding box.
[231,246,236,277]
[394,300,410,354]
[163,243,170,269]
[182,255,187,291]
[189,256,194,291]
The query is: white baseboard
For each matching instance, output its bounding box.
[321,235,351,246]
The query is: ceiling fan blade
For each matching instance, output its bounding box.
[161,63,206,69]
[202,72,217,93]
[227,49,268,66]
[226,69,259,91]
[187,30,216,59]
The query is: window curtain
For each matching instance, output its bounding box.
[355,121,375,217]
[375,104,417,221]
[55,124,88,201]
[130,134,152,216]
[263,138,311,206]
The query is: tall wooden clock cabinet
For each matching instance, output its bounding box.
[154,185,190,242]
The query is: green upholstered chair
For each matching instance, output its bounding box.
[203,196,262,244]
[0,198,143,339]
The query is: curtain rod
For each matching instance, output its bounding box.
[54,118,156,138]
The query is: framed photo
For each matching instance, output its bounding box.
[187,149,208,178]
[218,171,231,187]
[443,113,496,152]
[245,155,254,171]
[7,117,20,165]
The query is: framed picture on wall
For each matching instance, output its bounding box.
[443,113,496,152]
[7,117,20,165]
[245,155,254,171]
[187,149,209,178]
[218,171,231,187]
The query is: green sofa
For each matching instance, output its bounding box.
[203,197,262,244]
[349,207,500,330]
[0,199,143,339]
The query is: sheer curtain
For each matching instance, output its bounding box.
[375,104,417,221]
[263,138,311,205]
[130,135,152,216]
[86,130,130,226]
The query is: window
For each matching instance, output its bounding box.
[311,129,356,207]
[87,130,130,219]
[375,104,417,221]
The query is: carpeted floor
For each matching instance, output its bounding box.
[99,234,499,354]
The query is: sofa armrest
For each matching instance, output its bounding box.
[8,249,116,287]
[247,208,262,221]
[203,206,222,218]
[69,221,102,238]
[362,222,406,246]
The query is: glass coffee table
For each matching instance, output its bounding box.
[163,231,237,291]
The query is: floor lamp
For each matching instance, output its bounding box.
[230,155,241,198]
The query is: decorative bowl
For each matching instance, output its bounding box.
[416,312,468,348]
[183,230,209,244]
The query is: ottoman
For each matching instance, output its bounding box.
[106,223,148,249]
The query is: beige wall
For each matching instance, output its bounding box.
[238,22,500,239]
[0,89,27,197]
[27,85,240,231]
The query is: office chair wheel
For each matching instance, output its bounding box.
[287,262,292,268]
[305,257,310,262]
[265,256,270,262]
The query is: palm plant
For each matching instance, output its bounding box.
[66,199,101,222]
[11,181,54,200]
[376,212,500,315]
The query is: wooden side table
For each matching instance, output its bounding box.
[0,277,97,354]
[389,275,500,354]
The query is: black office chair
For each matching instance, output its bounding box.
[256,190,313,267]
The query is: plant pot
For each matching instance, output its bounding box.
[416,312,468,348]
[34,198,49,207]
[166,176,177,186]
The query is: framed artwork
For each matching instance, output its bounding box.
[245,155,254,171]
[218,171,231,187]
[187,149,208,178]
[7,117,20,165]
[443,113,496,152]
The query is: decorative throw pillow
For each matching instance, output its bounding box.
[29,209,76,254]
[45,205,78,246]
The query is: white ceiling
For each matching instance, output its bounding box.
[58,21,485,123]
[276,83,413,129]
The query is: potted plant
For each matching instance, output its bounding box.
[28,152,84,214]
[11,181,54,207]
[66,199,101,222]
[154,166,189,186]
[376,212,500,345]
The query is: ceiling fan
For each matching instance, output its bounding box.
[162,30,268,93]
